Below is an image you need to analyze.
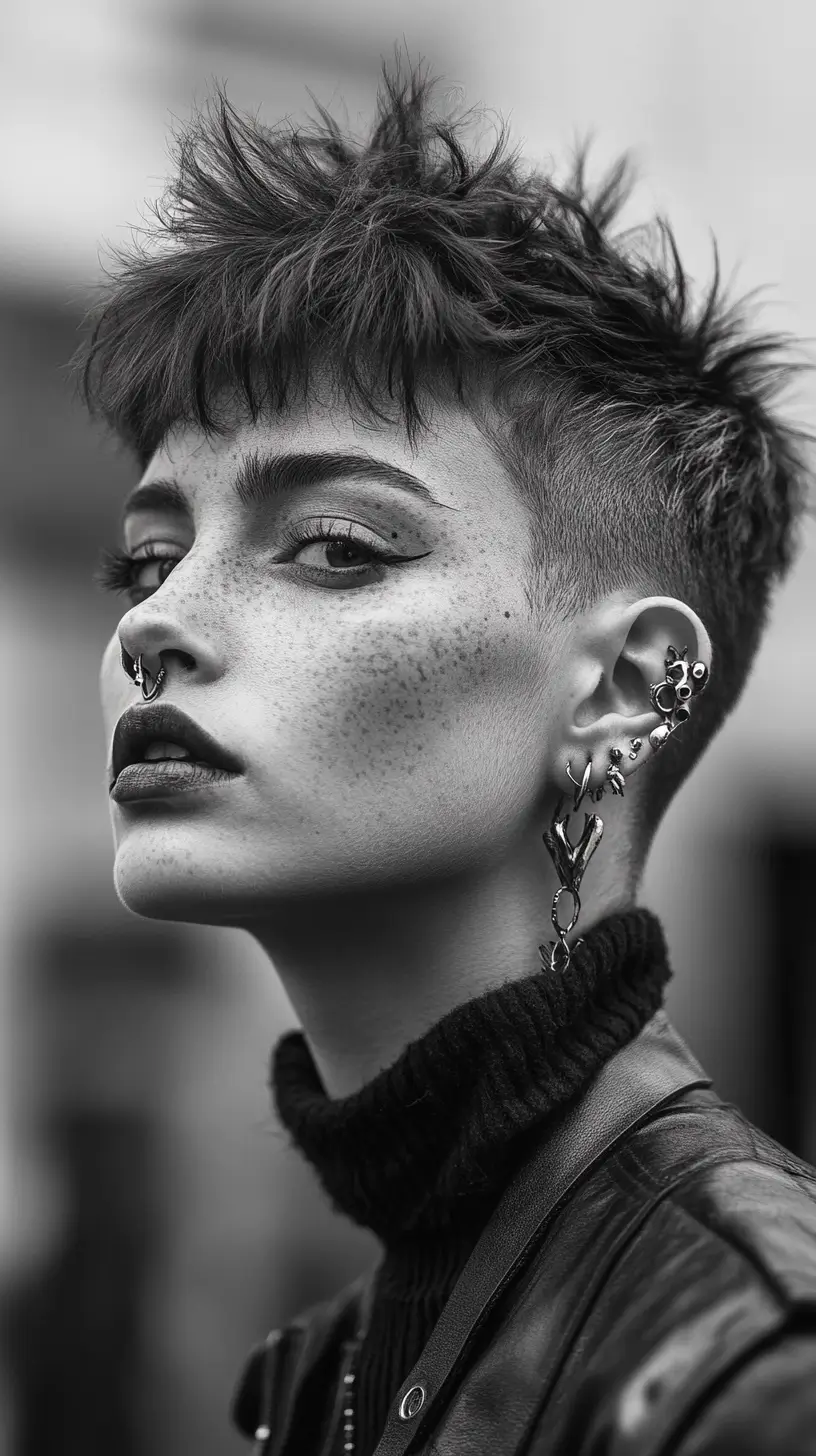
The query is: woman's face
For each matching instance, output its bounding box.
[99,392,563,923]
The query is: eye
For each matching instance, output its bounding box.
[280,517,430,587]
[93,544,184,604]
[294,533,381,572]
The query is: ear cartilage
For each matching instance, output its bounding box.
[648,645,710,752]
[649,723,672,752]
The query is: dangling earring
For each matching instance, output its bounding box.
[540,760,604,975]
[540,644,710,975]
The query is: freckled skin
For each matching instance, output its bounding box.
[101,394,559,912]
[99,388,710,1095]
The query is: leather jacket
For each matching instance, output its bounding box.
[231,1012,816,1454]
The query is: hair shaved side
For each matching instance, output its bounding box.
[78,57,812,854]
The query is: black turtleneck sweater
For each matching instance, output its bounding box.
[270,907,672,1455]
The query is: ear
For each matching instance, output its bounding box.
[553,595,713,802]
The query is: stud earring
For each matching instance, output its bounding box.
[606,747,626,796]
[628,738,642,760]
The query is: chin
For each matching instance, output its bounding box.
[112,834,243,925]
[109,824,356,925]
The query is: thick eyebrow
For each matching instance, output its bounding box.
[121,449,455,526]
[120,477,188,527]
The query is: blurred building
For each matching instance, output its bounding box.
[2,2,816,1453]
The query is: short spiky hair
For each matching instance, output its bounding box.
[80,59,811,851]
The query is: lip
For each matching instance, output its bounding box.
[110,760,239,804]
[109,702,245,792]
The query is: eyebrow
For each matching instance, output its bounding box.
[120,449,454,525]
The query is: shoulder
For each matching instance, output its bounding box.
[625,1095,816,1306]
[584,1099,816,1454]
[672,1331,816,1455]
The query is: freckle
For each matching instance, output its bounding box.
[504,611,511,618]
[391,531,398,538]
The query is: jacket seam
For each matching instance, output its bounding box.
[521,1159,811,1456]
[659,1324,815,1456]
[617,1142,816,1312]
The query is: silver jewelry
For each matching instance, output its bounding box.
[605,747,626,796]
[565,758,593,813]
[540,760,604,975]
[120,644,166,702]
[648,644,709,752]
[341,1359,357,1454]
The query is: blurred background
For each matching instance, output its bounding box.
[2,1,816,1451]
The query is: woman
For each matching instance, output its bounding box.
[84,62,816,1455]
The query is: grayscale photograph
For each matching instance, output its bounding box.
[2,3,816,1453]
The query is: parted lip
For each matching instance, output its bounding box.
[110,703,244,787]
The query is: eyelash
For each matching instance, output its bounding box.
[93,518,426,603]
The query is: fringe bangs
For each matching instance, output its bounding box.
[80,60,808,515]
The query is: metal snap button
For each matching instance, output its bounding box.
[398,1384,426,1420]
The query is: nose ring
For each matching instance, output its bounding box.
[120,644,166,702]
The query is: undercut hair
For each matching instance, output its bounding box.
[79,58,811,852]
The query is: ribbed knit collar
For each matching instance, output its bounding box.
[270,907,671,1244]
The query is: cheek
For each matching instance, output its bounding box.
[259,599,544,788]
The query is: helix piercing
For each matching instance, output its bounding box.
[628,738,642,760]
[648,645,709,752]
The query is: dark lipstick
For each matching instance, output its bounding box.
[109,702,244,803]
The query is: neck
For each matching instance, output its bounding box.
[249,819,634,1098]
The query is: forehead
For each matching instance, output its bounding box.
[137,390,526,527]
